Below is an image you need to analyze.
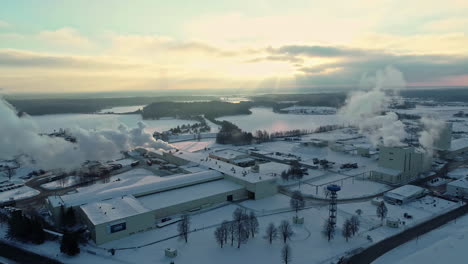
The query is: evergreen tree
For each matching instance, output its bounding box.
[60,232,80,256]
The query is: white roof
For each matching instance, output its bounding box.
[138,179,244,211]
[170,151,275,184]
[210,149,247,160]
[80,195,149,225]
[49,170,223,208]
[447,176,468,189]
[450,138,468,152]
[374,167,402,177]
[385,185,425,200]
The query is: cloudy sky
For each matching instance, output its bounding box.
[1,0,468,93]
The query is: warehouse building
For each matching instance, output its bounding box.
[446,176,468,198]
[370,146,431,185]
[208,149,256,167]
[383,185,427,205]
[47,149,278,245]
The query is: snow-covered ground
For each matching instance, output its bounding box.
[217,107,343,133]
[4,193,461,264]
[30,114,197,134]
[41,176,80,190]
[374,213,468,264]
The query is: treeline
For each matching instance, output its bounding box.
[7,96,217,115]
[252,93,347,108]
[216,121,253,145]
[142,101,252,120]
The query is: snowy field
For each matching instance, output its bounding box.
[1,197,372,264]
[30,114,197,134]
[4,193,461,264]
[217,107,343,133]
[99,105,147,113]
[41,176,80,190]
[374,214,468,264]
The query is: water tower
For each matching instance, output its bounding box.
[327,184,341,228]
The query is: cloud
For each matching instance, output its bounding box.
[0,20,9,28]
[38,27,94,48]
[268,44,468,86]
[0,49,140,69]
[109,34,240,57]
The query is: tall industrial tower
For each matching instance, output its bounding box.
[327,184,341,227]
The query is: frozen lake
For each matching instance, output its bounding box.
[216,107,343,132]
[30,114,197,134]
[98,105,147,113]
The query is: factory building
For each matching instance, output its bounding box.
[370,146,431,185]
[446,176,468,198]
[433,122,452,151]
[47,149,277,245]
[208,149,256,167]
[383,185,427,205]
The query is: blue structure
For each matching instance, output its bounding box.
[327,184,341,228]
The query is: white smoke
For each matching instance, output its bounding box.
[0,98,174,170]
[419,116,445,155]
[339,66,407,147]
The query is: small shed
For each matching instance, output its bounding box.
[386,217,400,228]
[165,248,177,258]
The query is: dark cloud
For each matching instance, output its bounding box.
[272,45,369,57]
[267,45,468,86]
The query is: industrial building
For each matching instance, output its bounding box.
[446,176,468,198]
[433,122,452,151]
[383,185,427,205]
[47,149,277,245]
[370,146,432,185]
[208,149,256,167]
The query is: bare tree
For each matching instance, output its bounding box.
[282,244,292,264]
[221,220,230,245]
[349,215,360,236]
[177,214,190,243]
[322,218,335,241]
[376,201,388,223]
[248,211,259,238]
[5,166,15,180]
[290,191,305,217]
[279,220,294,243]
[227,220,235,246]
[214,225,227,248]
[265,222,278,244]
[232,208,249,248]
[342,219,353,242]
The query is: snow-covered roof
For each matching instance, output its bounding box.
[170,151,275,184]
[210,149,248,160]
[138,179,244,211]
[258,162,290,176]
[49,170,223,208]
[384,185,425,200]
[450,138,468,152]
[374,167,402,177]
[447,176,468,189]
[80,195,149,225]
